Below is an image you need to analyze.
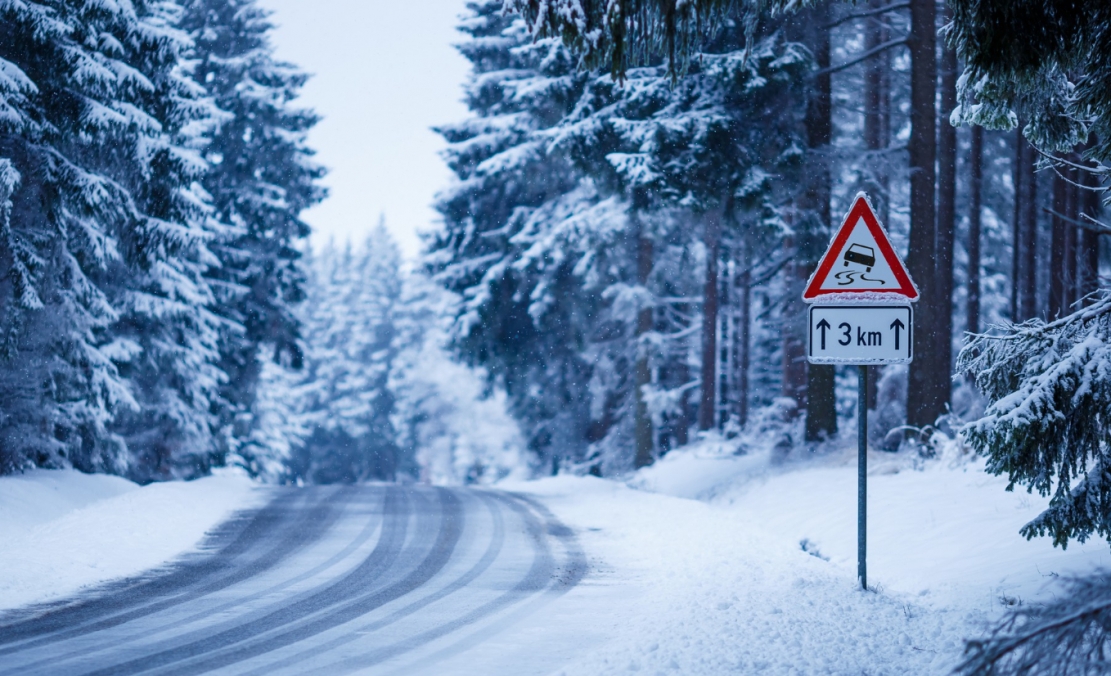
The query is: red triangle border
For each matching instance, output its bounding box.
[802,193,919,302]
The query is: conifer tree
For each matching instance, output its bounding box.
[0,0,222,477]
[180,0,325,472]
[431,0,600,472]
[949,0,1111,163]
[391,270,530,484]
[293,224,404,483]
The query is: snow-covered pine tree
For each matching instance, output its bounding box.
[430,0,602,473]
[950,0,1111,164]
[539,20,809,466]
[958,297,1111,547]
[0,0,222,477]
[950,0,1111,548]
[179,0,325,474]
[293,224,404,484]
[239,354,309,482]
[435,2,815,473]
[94,2,230,481]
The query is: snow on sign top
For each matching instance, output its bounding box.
[802,193,919,303]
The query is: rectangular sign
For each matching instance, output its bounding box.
[807,305,913,365]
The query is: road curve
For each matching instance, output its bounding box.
[0,485,585,675]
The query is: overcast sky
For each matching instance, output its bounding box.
[258,0,471,258]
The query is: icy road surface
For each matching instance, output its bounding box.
[0,485,587,675]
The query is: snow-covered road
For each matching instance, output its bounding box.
[0,485,586,675]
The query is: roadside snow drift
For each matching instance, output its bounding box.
[0,469,263,612]
[513,448,1111,675]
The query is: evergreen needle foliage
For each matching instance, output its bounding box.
[959,293,1111,547]
[948,0,1111,164]
[0,0,323,480]
[506,0,810,79]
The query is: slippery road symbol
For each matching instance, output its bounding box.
[843,244,876,271]
[834,244,886,285]
[833,270,886,286]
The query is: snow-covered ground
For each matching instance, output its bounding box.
[4,445,1108,674]
[512,442,1111,675]
[0,469,263,612]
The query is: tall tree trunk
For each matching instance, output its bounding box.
[804,0,836,442]
[782,236,807,412]
[633,216,654,468]
[674,361,691,447]
[864,0,887,211]
[1064,157,1079,310]
[878,15,892,228]
[699,209,721,431]
[935,17,958,391]
[1050,159,1070,319]
[1079,154,1102,305]
[863,1,888,412]
[738,258,751,427]
[905,0,940,430]
[967,126,983,335]
[1020,140,1038,321]
[1011,130,1024,321]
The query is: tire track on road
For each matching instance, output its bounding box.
[0,486,360,675]
[239,489,507,675]
[327,489,586,674]
[76,486,420,676]
[150,487,465,676]
[0,488,309,653]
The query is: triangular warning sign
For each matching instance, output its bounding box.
[802,193,919,303]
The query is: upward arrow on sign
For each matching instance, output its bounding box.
[802,193,919,303]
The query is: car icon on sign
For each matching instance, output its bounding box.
[843,244,876,271]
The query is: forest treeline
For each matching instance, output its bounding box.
[0,0,324,480]
[456,2,1111,668]
[0,0,524,486]
[433,0,1108,478]
[4,0,1111,554]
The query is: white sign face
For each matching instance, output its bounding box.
[807,305,913,365]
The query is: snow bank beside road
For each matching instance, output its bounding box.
[514,446,1111,675]
[0,469,264,612]
[521,476,964,675]
[637,446,1111,607]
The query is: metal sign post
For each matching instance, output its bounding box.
[802,193,919,592]
[857,365,867,590]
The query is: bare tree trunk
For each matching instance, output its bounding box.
[936,16,958,386]
[863,0,889,413]
[905,0,940,431]
[782,236,807,412]
[878,17,892,228]
[633,218,654,468]
[1050,158,1070,319]
[1020,141,1038,321]
[803,0,836,442]
[1064,157,1079,310]
[738,259,750,427]
[967,126,983,335]
[1079,156,1102,304]
[864,0,886,209]
[1011,130,1024,321]
[699,209,721,431]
